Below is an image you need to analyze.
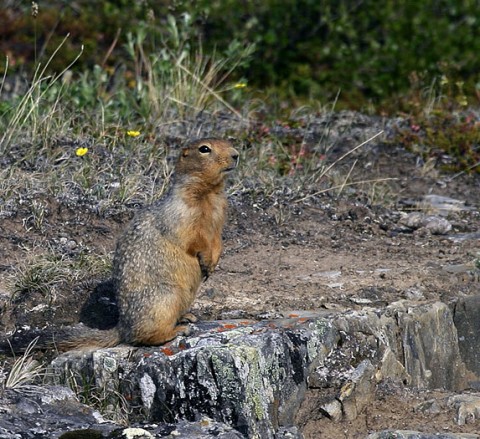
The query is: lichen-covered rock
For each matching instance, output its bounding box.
[49,319,336,438]
[45,301,471,438]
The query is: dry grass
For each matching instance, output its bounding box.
[2,338,43,389]
[9,247,111,305]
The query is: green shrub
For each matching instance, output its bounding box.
[193,0,480,106]
[3,1,480,108]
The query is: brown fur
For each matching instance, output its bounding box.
[57,138,238,350]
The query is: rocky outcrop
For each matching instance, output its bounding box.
[0,385,245,438]
[39,300,473,438]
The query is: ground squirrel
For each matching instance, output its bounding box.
[56,137,238,350]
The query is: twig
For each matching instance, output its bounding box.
[101,27,122,68]
[338,158,358,196]
[445,160,480,182]
[0,56,8,97]
[317,130,384,181]
[296,177,398,203]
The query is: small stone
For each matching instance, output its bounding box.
[424,216,452,235]
[404,288,425,301]
[447,394,480,426]
[399,212,452,235]
[414,399,442,415]
[119,428,154,438]
[350,297,373,305]
[320,399,343,422]
[220,309,249,319]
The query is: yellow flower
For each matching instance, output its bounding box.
[233,82,247,89]
[127,130,141,137]
[75,147,88,157]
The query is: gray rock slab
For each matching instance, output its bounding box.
[44,301,472,438]
[453,295,480,383]
[0,385,117,439]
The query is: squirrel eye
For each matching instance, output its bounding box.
[198,145,211,154]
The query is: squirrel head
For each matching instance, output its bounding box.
[176,138,239,187]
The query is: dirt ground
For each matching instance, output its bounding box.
[0,120,479,438]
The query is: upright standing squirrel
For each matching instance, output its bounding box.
[57,137,239,350]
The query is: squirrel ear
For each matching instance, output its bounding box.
[181,148,189,157]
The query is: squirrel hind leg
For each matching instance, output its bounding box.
[179,312,198,323]
[135,321,191,346]
[131,300,193,346]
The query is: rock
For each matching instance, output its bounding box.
[60,420,245,439]
[0,385,244,439]
[49,319,334,439]
[111,428,154,439]
[421,194,472,216]
[0,385,118,439]
[366,431,479,439]
[447,394,480,426]
[403,287,426,301]
[394,301,467,390]
[338,359,376,421]
[414,398,442,415]
[377,347,409,385]
[319,398,342,422]
[42,301,471,437]
[399,212,452,235]
[453,295,480,383]
[448,232,480,243]
[274,426,304,439]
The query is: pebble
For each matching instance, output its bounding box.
[400,212,452,235]
[421,194,472,216]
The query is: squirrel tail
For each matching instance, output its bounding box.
[54,325,122,351]
[0,324,122,354]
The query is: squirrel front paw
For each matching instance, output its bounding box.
[197,252,213,280]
